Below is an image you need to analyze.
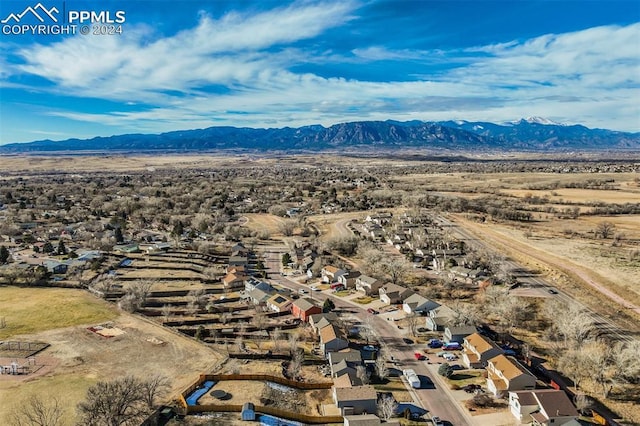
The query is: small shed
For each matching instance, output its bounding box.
[241,402,255,421]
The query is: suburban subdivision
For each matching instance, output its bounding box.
[0,154,638,426]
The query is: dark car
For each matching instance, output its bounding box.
[403,337,414,344]
[428,339,443,348]
[367,308,379,314]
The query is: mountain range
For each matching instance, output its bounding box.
[1,118,638,153]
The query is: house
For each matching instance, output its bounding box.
[355,275,382,296]
[425,305,456,331]
[461,333,504,369]
[443,325,477,343]
[43,260,68,274]
[292,297,322,322]
[228,255,248,267]
[331,359,357,381]
[322,265,347,283]
[319,324,349,355]
[486,354,536,397]
[222,272,247,290]
[333,385,377,415]
[231,243,249,256]
[365,212,392,225]
[266,294,293,313]
[379,283,414,305]
[244,276,272,293]
[241,402,256,421]
[338,270,361,289]
[245,287,275,305]
[334,372,355,389]
[328,349,363,367]
[509,389,578,425]
[402,293,440,314]
[310,313,338,333]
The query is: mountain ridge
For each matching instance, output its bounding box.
[1,119,638,153]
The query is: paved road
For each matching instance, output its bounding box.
[261,248,472,426]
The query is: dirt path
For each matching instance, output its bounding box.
[453,215,640,317]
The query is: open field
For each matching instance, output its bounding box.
[0,287,118,339]
[0,288,223,425]
[242,213,287,236]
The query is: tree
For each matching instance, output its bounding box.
[574,393,593,415]
[356,365,370,385]
[288,332,299,356]
[278,220,297,237]
[377,394,397,421]
[56,240,67,255]
[0,245,9,264]
[322,299,335,313]
[375,351,389,381]
[438,363,453,378]
[595,221,615,239]
[281,253,292,266]
[139,375,169,410]
[118,280,153,313]
[76,376,167,426]
[10,394,64,426]
[288,349,303,380]
[384,258,408,285]
[271,327,283,352]
[405,312,420,338]
[114,227,124,243]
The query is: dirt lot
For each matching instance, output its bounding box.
[0,291,223,426]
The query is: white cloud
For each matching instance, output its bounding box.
[3,4,639,134]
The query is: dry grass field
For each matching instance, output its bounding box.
[0,287,118,339]
[0,287,223,425]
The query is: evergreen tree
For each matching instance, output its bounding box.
[0,245,9,264]
[114,227,124,243]
[57,240,68,255]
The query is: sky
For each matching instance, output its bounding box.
[0,0,639,144]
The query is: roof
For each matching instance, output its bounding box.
[380,283,408,295]
[430,304,456,318]
[310,312,338,326]
[334,385,377,402]
[323,265,340,274]
[511,390,538,406]
[535,390,579,418]
[319,324,345,343]
[487,354,534,380]
[293,297,319,311]
[358,275,379,285]
[223,272,246,283]
[329,349,362,365]
[447,325,478,336]
[465,332,501,354]
[267,294,292,308]
[333,372,353,388]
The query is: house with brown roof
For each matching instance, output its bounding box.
[222,272,247,290]
[486,354,536,397]
[461,333,503,369]
[266,294,293,313]
[333,385,377,415]
[379,283,414,305]
[291,297,322,322]
[509,389,578,425]
[319,324,349,355]
[321,265,347,283]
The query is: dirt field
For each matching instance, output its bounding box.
[0,289,223,426]
[242,213,288,236]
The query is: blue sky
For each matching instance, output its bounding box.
[0,0,639,144]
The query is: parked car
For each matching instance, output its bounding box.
[442,342,462,350]
[414,352,426,360]
[367,308,379,315]
[431,415,444,426]
[298,289,308,294]
[363,345,378,352]
[428,339,443,348]
[443,353,458,361]
[463,384,481,393]
[310,285,320,291]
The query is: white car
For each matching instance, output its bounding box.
[310,285,320,291]
[298,288,308,294]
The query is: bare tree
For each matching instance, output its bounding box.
[118,280,153,313]
[139,375,170,410]
[288,349,303,380]
[235,335,245,352]
[558,349,591,391]
[384,258,409,285]
[288,332,299,356]
[377,394,398,421]
[356,365,370,385]
[574,393,593,415]
[76,376,164,426]
[278,219,297,237]
[547,301,595,348]
[160,304,172,323]
[405,312,420,338]
[271,327,283,352]
[375,351,389,381]
[10,395,64,426]
[595,221,615,239]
